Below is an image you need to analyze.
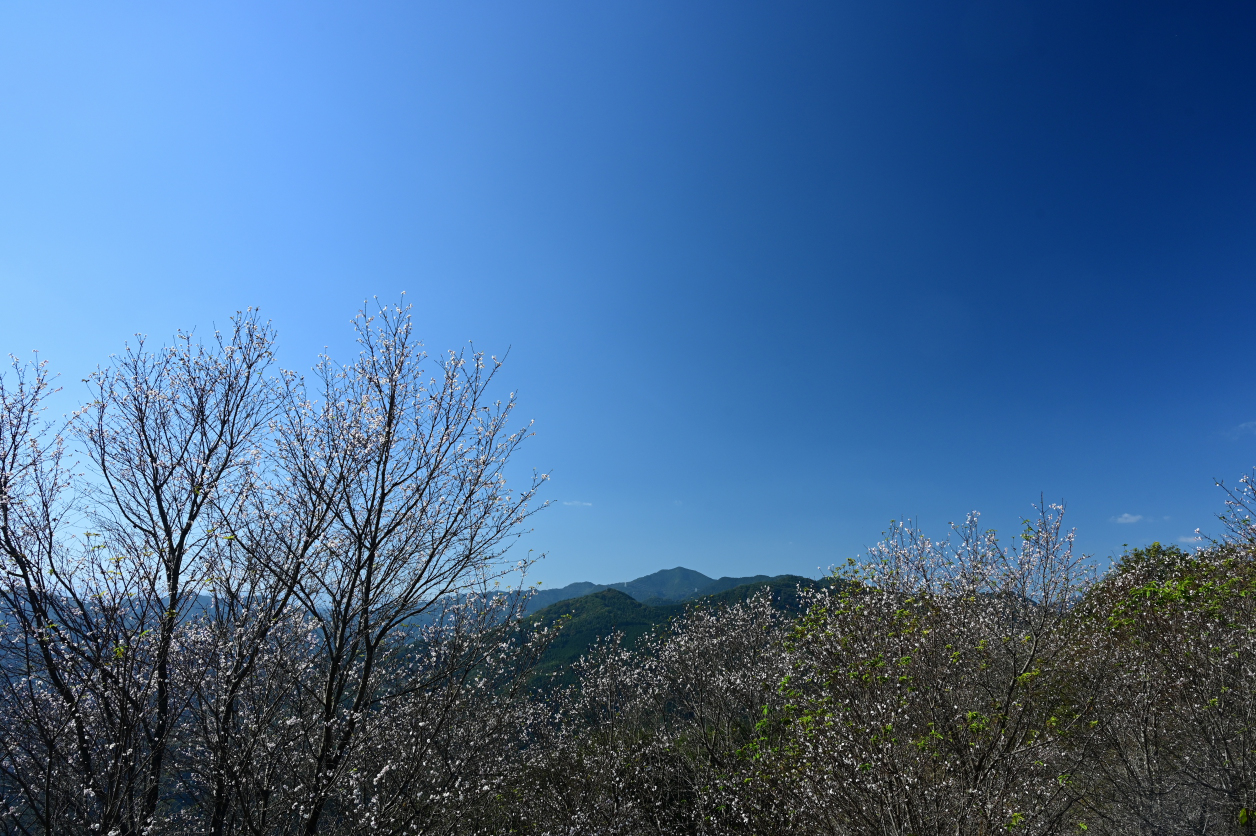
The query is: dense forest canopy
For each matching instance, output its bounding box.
[2,309,1255,835]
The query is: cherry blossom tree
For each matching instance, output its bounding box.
[501,591,794,836]
[0,303,548,836]
[0,313,277,835]
[750,506,1107,836]
[1082,520,1256,833]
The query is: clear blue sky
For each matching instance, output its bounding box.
[2,2,1254,586]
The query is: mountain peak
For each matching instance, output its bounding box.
[524,566,796,614]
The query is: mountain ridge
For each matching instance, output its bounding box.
[524,571,827,688]
[524,566,804,614]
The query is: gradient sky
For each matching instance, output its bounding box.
[2,2,1255,586]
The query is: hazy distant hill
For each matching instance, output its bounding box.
[525,572,825,688]
[523,566,801,614]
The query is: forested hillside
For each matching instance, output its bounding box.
[523,573,824,686]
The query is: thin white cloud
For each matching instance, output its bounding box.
[1111,513,1143,524]
[1226,421,1256,440]
[563,500,593,507]
[1178,535,1203,544]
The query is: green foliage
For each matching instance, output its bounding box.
[1099,541,1256,630]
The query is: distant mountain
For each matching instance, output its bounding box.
[525,573,826,689]
[612,567,713,603]
[526,581,609,612]
[523,567,807,614]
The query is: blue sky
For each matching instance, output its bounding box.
[2,2,1254,586]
